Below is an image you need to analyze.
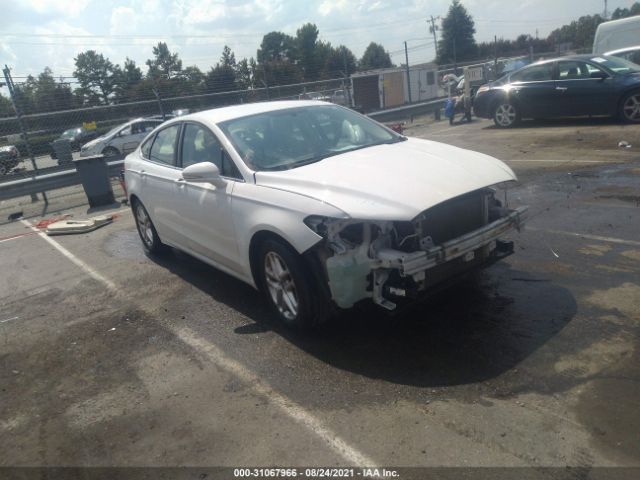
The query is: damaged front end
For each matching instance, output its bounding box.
[305,187,528,311]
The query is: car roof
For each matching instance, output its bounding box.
[178,100,332,125]
[605,46,640,55]
[526,54,616,66]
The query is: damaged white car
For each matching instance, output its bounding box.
[125,101,527,328]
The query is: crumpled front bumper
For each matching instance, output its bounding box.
[370,205,528,309]
[324,206,528,311]
[377,206,528,276]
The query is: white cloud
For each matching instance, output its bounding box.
[27,0,91,17]
[110,6,139,35]
[318,0,349,16]
[183,1,226,25]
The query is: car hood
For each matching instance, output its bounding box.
[254,137,517,220]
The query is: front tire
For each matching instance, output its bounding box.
[132,200,165,255]
[493,102,520,128]
[620,91,640,123]
[257,239,326,329]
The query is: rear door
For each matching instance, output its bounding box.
[554,60,616,116]
[140,123,185,245]
[508,62,559,118]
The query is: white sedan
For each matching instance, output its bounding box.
[125,101,528,328]
[81,118,164,158]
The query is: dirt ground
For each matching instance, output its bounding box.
[1,115,639,478]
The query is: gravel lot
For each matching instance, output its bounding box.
[1,115,639,477]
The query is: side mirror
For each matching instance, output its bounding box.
[591,71,608,80]
[182,162,226,186]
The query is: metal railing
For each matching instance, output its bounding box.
[0,156,123,201]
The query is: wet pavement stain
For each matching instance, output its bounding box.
[103,230,149,261]
[575,339,640,463]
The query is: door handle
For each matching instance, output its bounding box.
[556,87,568,92]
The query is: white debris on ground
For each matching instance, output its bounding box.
[46,214,114,236]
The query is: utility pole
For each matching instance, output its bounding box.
[603,0,609,19]
[453,12,458,76]
[404,41,412,103]
[428,16,439,59]
[342,48,353,107]
[3,65,45,204]
[494,35,498,81]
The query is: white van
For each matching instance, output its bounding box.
[593,16,640,54]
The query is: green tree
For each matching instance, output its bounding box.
[181,65,205,94]
[323,45,357,78]
[437,0,477,66]
[73,50,115,104]
[32,68,74,112]
[146,42,183,79]
[206,46,239,92]
[113,58,143,102]
[611,2,640,19]
[257,31,301,85]
[295,23,323,80]
[547,14,605,50]
[257,31,297,63]
[359,42,393,71]
[0,94,14,118]
[235,58,254,89]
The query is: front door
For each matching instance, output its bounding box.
[554,60,616,116]
[174,122,241,271]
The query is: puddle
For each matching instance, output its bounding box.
[103,230,148,261]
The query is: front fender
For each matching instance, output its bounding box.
[231,183,349,278]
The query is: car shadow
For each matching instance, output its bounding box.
[151,247,578,389]
[483,116,621,130]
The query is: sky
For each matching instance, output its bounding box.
[0,0,636,82]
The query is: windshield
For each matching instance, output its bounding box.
[218,105,404,171]
[104,123,128,138]
[591,55,640,74]
[61,128,81,138]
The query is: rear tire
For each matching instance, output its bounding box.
[493,102,520,128]
[132,199,166,255]
[257,239,327,329]
[620,91,640,123]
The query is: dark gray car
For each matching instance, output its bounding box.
[473,54,640,127]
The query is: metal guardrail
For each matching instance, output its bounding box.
[0,157,124,201]
[368,97,446,122]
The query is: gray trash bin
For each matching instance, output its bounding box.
[53,138,73,165]
[73,155,115,208]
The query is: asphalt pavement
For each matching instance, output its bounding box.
[1,116,639,477]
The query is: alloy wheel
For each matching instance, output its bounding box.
[264,251,299,321]
[135,203,154,248]
[622,94,640,122]
[495,104,517,127]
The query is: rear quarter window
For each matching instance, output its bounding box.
[141,135,154,158]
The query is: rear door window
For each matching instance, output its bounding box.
[149,125,180,166]
[510,63,554,82]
